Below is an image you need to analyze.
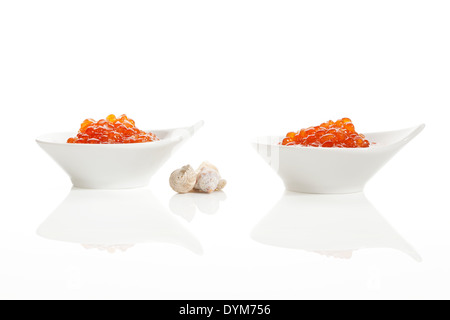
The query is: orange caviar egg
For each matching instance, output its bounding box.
[281,118,371,148]
[67,114,159,144]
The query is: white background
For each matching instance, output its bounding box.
[0,1,449,300]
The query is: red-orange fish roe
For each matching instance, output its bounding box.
[67,114,159,144]
[281,118,370,148]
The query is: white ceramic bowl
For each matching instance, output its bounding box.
[36,121,203,189]
[253,124,425,194]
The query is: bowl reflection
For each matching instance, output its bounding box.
[251,192,421,261]
[37,188,203,254]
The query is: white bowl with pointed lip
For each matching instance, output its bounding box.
[36,121,204,189]
[253,124,425,194]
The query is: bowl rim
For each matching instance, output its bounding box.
[253,124,425,151]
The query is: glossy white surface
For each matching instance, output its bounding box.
[36,122,203,189]
[253,124,425,194]
[1,1,450,300]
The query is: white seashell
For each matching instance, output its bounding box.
[169,165,197,194]
[197,161,218,172]
[194,167,220,193]
[216,179,227,191]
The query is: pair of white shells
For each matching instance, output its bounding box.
[170,162,227,194]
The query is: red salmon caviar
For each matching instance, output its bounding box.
[281,118,371,148]
[67,114,159,144]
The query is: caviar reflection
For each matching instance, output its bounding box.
[37,188,203,254]
[251,192,421,261]
[169,191,227,222]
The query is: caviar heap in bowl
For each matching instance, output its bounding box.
[281,118,370,148]
[67,114,159,144]
[253,120,425,194]
[36,117,204,189]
